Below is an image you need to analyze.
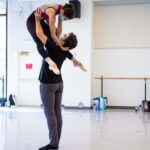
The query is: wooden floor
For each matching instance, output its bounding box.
[0,107,150,150]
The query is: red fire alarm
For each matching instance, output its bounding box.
[26,63,33,69]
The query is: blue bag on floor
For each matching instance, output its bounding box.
[93,97,107,110]
[0,98,6,107]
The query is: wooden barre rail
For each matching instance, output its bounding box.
[95,77,150,80]
[95,76,149,98]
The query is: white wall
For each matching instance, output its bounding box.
[7,0,43,106]
[7,0,150,107]
[92,2,150,107]
[94,4,150,48]
[61,0,92,107]
[92,49,150,106]
[7,0,93,107]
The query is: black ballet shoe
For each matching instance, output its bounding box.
[39,144,58,150]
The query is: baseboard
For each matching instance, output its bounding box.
[63,106,92,110]
[106,106,135,109]
[63,105,135,110]
[17,105,41,108]
[12,105,135,110]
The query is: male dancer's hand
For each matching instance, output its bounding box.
[34,8,42,20]
[62,46,69,51]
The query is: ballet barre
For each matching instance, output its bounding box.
[95,77,150,80]
[95,76,150,100]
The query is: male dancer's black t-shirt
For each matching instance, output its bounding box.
[39,39,73,83]
[38,20,73,83]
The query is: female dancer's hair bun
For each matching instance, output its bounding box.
[63,3,74,19]
[64,3,73,8]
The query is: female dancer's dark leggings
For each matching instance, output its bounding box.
[26,12,73,60]
[26,12,50,59]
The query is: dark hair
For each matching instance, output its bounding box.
[62,3,75,19]
[63,33,78,50]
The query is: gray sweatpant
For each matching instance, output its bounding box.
[40,82,63,147]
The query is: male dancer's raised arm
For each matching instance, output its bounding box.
[35,12,87,72]
[35,13,60,74]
